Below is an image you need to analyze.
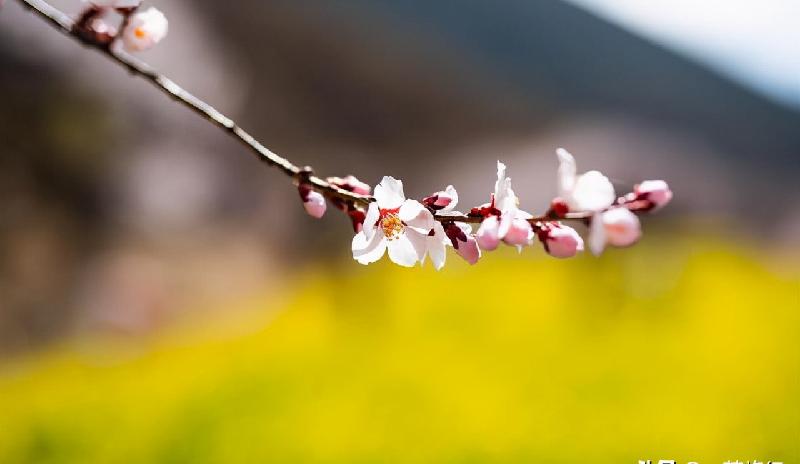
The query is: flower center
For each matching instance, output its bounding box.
[134,27,147,39]
[380,210,404,240]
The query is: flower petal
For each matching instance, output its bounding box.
[352,230,387,264]
[404,228,429,263]
[362,202,379,241]
[494,161,517,212]
[571,170,615,212]
[400,200,434,232]
[426,222,447,270]
[439,185,459,213]
[476,216,501,251]
[556,148,576,199]
[374,176,405,209]
[588,212,606,256]
[387,233,419,267]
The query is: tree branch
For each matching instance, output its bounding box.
[12,0,593,225]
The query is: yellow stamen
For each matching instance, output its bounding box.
[380,213,403,240]
[134,27,146,39]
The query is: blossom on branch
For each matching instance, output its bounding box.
[536,222,584,258]
[631,180,673,212]
[298,184,326,219]
[473,162,534,252]
[122,7,168,52]
[589,207,642,255]
[14,0,677,270]
[352,177,433,267]
[556,148,615,212]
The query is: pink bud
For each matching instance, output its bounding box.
[500,216,533,247]
[303,191,327,218]
[476,216,501,251]
[423,193,453,209]
[455,234,481,265]
[343,175,371,196]
[635,180,673,211]
[602,207,641,247]
[540,223,584,258]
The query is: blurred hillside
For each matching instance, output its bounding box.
[1,0,799,351]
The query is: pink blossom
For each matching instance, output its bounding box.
[537,222,584,258]
[352,176,433,267]
[635,180,673,211]
[556,148,615,212]
[302,191,326,218]
[589,207,642,255]
[476,215,501,251]
[122,7,168,52]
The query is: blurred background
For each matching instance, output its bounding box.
[0,0,798,462]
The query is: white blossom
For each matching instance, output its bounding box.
[122,7,168,53]
[589,207,642,255]
[477,161,534,251]
[556,148,615,212]
[351,176,433,267]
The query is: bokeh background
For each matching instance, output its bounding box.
[1,0,798,462]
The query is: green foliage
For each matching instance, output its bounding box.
[0,237,797,463]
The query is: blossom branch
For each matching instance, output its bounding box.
[10,0,673,269]
[13,0,371,207]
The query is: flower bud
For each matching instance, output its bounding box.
[455,235,481,264]
[298,184,326,219]
[303,191,326,218]
[476,216,501,251]
[501,216,533,247]
[122,7,168,52]
[590,208,641,255]
[422,185,457,211]
[635,180,672,211]
[328,175,371,196]
[538,222,584,258]
[444,222,481,265]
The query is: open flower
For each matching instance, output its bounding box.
[556,148,615,212]
[474,161,533,251]
[417,185,474,271]
[588,207,642,255]
[351,176,433,267]
[122,7,168,52]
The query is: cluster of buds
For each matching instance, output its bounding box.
[73,0,167,52]
[299,149,673,269]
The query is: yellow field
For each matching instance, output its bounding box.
[1,235,798,463]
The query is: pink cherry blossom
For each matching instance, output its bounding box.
[589,207,642,255]
[302,191,326,218]
[537,222,584,258]
[443,222,481,265]
[476,215,501,251]
[122,7,168,52]
[556,148,615,212]
[352,176,433,267]
[634,180,673,211]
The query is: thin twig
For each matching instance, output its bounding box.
[12,0,592,225]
